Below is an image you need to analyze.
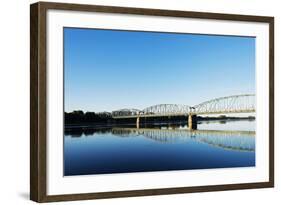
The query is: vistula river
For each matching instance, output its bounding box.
[64,120,255,176]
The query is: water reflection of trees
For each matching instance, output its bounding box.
[64,122,189,137]
[65,127,112,137]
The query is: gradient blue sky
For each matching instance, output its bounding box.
[64,28,255,112]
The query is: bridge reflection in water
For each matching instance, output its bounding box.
[111,128,255,152]
[64,120,256,175]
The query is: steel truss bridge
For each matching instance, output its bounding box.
[112,128,255,152]
[112,94,255,118]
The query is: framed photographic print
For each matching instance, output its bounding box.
[30,1,274,202]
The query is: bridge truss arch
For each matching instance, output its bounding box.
[142,104,191,116]
[111,94,256,118]
[194,94,255,115]
[112,108,141,117]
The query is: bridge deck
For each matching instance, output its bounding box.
[112,109,255,119]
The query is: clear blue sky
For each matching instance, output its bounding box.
[64,28,255,112]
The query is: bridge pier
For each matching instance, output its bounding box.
[188,114,197,130]
[136,117,140,129]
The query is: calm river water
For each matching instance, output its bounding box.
[64,120,255,176]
